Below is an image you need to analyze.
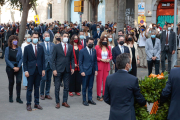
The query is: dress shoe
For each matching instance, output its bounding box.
[97,96,103,101]
[75,92,81,96]
[45,95,52,100]
[88,100,96,105]
[62,102,70,108]
[40,95,45,100]
[83,101,89,106]
[27,105,32,111]
[69,92,74,97]
[9,96,13,103]
[34,105,43,110]
[55,103,60,109]
[16,97,23,104]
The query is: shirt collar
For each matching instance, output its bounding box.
[61,42,67,46]
[44,41,49,44]
[31,43,37,47]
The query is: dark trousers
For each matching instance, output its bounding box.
[40,63,52,96]
[54,69,70,104]
[82,73,94,102]
[6,66,22,97]
[161,49,172,72]
[69,71,82,92]
[147,60,160,75]
[129,62,137,76]
[1,42,8,58]
[26,67,41,105]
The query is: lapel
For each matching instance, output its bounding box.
[37,44,41,58]
[117,46,121,54]
[29,44,36,59]
[50,42,53,53]
[59,43,65,56]
[66,44,70,56]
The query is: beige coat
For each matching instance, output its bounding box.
[124,42,139,65]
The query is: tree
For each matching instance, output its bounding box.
[89,0,100,22]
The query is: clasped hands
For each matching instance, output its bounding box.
[152,56,157,61]
[53,69,74,76]
[25,70,45,78]
[101,59,110,63]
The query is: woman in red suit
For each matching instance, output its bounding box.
[69,35,82,97]
[95,36,112,101]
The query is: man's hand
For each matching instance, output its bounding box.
[2,43,4,46]
[75,64,78,67]
[95,71,98,76]
[25,71,29,77]
[13,67,19,72]
[53,70,57,76]
[137,60,140,64]
[81,72,85,76]
[172,50,175,55]
[42,70,45,77]
[71,69,74,75]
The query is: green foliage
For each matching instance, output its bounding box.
[135,72,170,120]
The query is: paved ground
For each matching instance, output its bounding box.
[0,57,159,120]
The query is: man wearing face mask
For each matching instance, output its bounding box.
[79,31,86,48]
[28,26,34,36]
[93,25,102,45]
[69,24,79,39]
[79,37,98,106]
[114,30,124,46]
[39,32,55,100]
[23,32,45,111]
[160,23,176,73]
[104,53,146,120]
[112,36,130,72]
[52,32,74,109]
[145,30,161,75]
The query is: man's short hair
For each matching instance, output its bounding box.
[43,31,50,37]
[31,31,39,37]
[118,30,124,34]
[116,53,130,69]
[86,37,94,43]
[166,23,171,26]
[62,32,69,36]
[119,35,125,40]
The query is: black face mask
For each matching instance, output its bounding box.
[88,44,93,48]
[108,30,112,32]
[56,38,61,41]
[128,38,132,41]
[119,41,124,45]
[87,30,90,32]
[102,42,107,46]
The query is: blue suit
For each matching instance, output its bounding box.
[39,42,55,96]
[112,45,130,72]
[23,44,45,105]
[93,31,102,45]
[160,68,180,120]
[48,29,54,42]
[79,47,98,101]
[104,70,146,120]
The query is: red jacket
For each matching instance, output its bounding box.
[95,45,112,71]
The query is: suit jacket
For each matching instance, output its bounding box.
[28,30,33,35]
[2,31,12,44]
[79,47,98,76]
[114,38,119,46]
[80,39,86,48]
[160,30,176,53]
[23,44,45,75]
[104,70,146,120]
[93,31,102,45]
[52,43,75,73]
[91,24,97,35]
[39,25,45,34]
[48,29,54,42]
[40,42,55,69]
[145,38,161,61]
[95,45,112,71]
[160,68,180,120]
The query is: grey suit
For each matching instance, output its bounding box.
[160,30,176,72]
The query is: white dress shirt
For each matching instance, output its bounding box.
[86,46,92,55]
[101,51,108,59]
[138,32,146,47]
[44,41,50,51]
[118,44,124,53]
[61,42,68,52]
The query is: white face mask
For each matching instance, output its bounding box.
[63,37,68,43]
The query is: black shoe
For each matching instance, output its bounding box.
[83,101,89,106]
[16,97,23,104]
[9,96,13,103]
[88,100,96,105]
[60,83,64,87]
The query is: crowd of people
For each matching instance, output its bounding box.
[0,20,178,112]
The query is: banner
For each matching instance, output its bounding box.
[34,15,40,24]
[138,16,146,26]
[138,2,145,16]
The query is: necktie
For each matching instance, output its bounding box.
[81,40,84,48]
[35,45,37,57]
[64,44,67,56]
[121,46,124,53]
[90,49,92,55]
[166,31,168,44]
[47,42,50,54]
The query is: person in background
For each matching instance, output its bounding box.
[48,25,55,42]
[137,25,147,68]
[40,32,55,100]
[107,27,113,34]
[39,23,45,42]
[91,22,97,36]
[28,26,34,35]
[69,35,82,97]
[124,34,139,76]
[79,31,87,49]
[93,25,102,45]
[104,53,146,120]
[53,33,61,45]
[21,34,31,89]
[130,30,137,42]
[5,35,23,104]
[114,30,124,46]
[145,30,161,75]
[95,36,112,101]
[133,28,139,42]
[83,26,90,38]
[69,24,79,39]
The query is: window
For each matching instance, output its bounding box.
[47,4,52,19]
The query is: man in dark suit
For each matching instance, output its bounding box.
[160,23,176,73]
[39,31,55,100]
[79,31,86,49]
[79,37,98,106]
[52,32,74,109]
[48,25,54,42]
[28,26,35,35]
[68,24,79,39]
[39,23,45,42]
[23,32,45,111]
[104,53,146,120]
[112,36,130,72]
[90,22,97,36]
[93,25,102,45]
[159,67,180,120]
[114,30,124,46]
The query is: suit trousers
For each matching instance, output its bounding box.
[26,67,41,105]
[6,66,22,97]
[147,60,160,75]
[54,69,70,104]
[161,49,172,72]
[69,71,82,92]
[40,63,52,96]
[96,62,109,97]
[82,73,94,101]
[138,47,147,67]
